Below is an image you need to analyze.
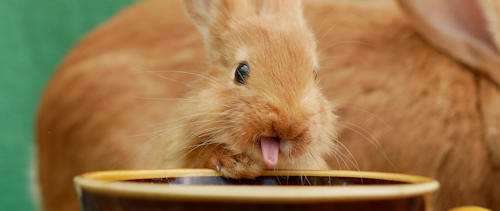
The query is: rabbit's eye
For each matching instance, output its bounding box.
[234,63,250,85]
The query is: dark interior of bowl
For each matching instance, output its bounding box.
[81,175,425,211]
[126,175,407,186]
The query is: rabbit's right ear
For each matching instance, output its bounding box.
[183,0,213,36]
[183,0,253,37]
[398,0,500,83]
[183,0,305,38]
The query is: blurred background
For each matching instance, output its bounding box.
[0,0,135,210]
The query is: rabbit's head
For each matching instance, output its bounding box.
[179,0,337,172]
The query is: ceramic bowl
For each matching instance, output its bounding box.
[73,169,455,211]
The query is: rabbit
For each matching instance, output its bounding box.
[36,0,500,211]
[37,0,334,210]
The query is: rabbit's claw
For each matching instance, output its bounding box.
[209,146,262,179]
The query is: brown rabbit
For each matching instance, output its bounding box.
[36,0,500,211]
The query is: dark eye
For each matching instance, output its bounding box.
[234,63,250,85]
[314,70,318,81]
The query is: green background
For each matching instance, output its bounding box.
[0,0,135,210]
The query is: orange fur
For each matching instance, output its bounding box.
[37,0,500,210]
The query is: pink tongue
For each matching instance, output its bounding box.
[260,137,280,168]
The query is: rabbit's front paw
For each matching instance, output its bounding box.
[210,146,263,179]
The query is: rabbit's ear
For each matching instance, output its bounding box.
[183,0,210,33]
[183,0,216,36]
[183,0,305,37]
[398,0,500,82]
[260,0,304,22]
[183,0,248,36]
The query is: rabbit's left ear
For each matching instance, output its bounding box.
[398,0,500,82]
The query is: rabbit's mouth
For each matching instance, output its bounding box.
[259,137,281,168]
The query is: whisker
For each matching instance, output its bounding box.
[332,138,360,171]
[337,106,393,131]
[306,150,326,170]
[135,97,232,108]
[316,23,337,43]
[328,146,350,170]
[150,73,193,88]
[330,149,343,169]
[323,40,376,51]
[186,141,217,154]
[191,126,237,138]
[341,122,396,170]
[143,70,219,84]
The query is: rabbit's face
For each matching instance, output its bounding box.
[184,0,337,168]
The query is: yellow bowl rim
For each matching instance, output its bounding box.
[74,169,439,203]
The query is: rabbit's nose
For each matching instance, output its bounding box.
[270,116,309,142]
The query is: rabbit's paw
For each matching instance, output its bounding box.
[210,146,263,179]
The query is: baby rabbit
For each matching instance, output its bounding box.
[36,0,500,211]
[141,0,337,176]
[37,0,335,210]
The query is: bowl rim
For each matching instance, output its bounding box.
[74,168,439,203]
